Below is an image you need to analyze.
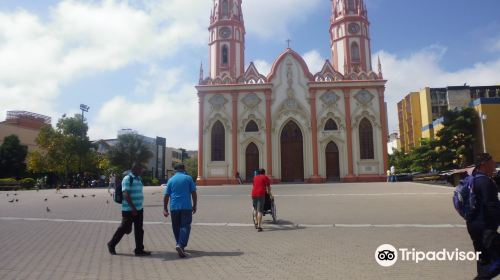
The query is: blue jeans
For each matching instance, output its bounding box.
[170,210,192,248]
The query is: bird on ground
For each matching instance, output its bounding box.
[13,193,17,196]
[81,194,85,198]
[46,206,50,212]
[106,200,109,204]
[15,199,19,202]
[44,198,48,201]
[91,194,96,197]
[8,199,14,203]
[62,196,68,199]
[74,194,78,198]
[6,194,9,197]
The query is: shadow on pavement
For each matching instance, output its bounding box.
[260,219,304,232]
[140,250,244,261]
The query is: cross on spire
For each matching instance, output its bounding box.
[286,39,292,49]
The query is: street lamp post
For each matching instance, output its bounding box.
[480,112,487,153]
[79,104,90,175]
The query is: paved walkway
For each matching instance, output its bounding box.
[0,182,479,279]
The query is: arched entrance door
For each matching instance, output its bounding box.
[325,141,340,181]
[245,143,259,182]
[281,121,304,182]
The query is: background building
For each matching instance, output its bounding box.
[397,85,500,160]
[387,133,401,155]
[197,0,388,185]
[0,111,51,152]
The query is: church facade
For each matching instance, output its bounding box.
[196,0,388,185]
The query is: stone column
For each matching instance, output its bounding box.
[197,93,205,185]
[343,89,355,180]
[378,87,389,176]
[265,90,273,179]
[309,89,322,183]
[231,93,238,184]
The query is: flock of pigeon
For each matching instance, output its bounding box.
[4,191,110,213]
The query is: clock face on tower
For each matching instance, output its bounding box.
[219,27,231,39]
[348,23,360,34]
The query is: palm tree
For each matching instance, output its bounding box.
[107,134,153,172]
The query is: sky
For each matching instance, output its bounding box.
[1,0,499,150]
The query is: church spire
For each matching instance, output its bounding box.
[377,56,383,79]
[208,0,245,80]
[199,62,204,84]
[330,0,372,75]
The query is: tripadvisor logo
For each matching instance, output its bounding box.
[375,244,480,267]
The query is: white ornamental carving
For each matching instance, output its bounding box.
[354,90,374,105]
[209,94,228,111]
[320,92,340,106]
[242,93,261,109]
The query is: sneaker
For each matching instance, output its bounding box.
[257,227,263,232]
[134,250,152,256]
[176,245,186,258]
[107,242,116,255]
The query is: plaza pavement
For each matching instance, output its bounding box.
[0,182,482,279]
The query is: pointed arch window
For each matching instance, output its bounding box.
[359,118,374,159]
[245,120,259,132]
[211,120,225,161]
[351,42,360,62]
[324,119,338,131]
[221,0,229,19]
[221,45,229,65]
[348,0,356,12]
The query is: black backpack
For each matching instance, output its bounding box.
[113,175,133,204]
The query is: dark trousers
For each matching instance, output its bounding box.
[109,210,144,253]
[467,221,500,279]
[171,210,192,248]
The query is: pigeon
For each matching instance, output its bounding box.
[6,194,9,197]
[8,199,14,203]
[15,199,19,202]
[14,193,17,196]
[91,194,96,198]
[46,206,50,212]
[74,194,78,198]
[81,194,85,198]
[106,200,109,204]
[44,198,48,201]
[62,196,68,199]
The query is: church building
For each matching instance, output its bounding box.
[196,0,388,185]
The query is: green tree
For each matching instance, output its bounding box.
[389,149,412,174]
[27,115,93,184]
[409,138,438,173]
[435,107,477,168]
[184,156,198,182]
[107,133,153,172]
[0,135,28,178]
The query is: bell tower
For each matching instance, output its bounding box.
[208,0,245,80]
[330,0,372,75]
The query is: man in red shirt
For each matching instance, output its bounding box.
[252,169,271,232]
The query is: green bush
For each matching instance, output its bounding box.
[0,178,18,186]
[151,178,160,186]
[0,185,22,191]
[19,178,36,188]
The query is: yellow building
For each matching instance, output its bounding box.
[472,98,500,162]
[397,92,422,152]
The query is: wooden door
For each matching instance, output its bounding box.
[245,143,259,182]
[325,141,340,181]
[280,121,304,182]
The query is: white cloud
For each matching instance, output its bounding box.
[375,46,500,133]
[0,0,209,123]
[253,60,272,75]
[244,0,323,39]
[303,50,325,74]
[90,66,198,149]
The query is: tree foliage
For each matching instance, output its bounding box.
[27,115,93,183]
[184,156,198,182]
[107,133,153,172]
[391,107,477,173]
[0,135,28,178]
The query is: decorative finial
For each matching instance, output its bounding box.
[199,61,204,84]
[377,56,383,79]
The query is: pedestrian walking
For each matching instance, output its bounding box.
[466,153,500,279]
[163,163,197,258]
[252,168,271,232]
[108,173,116,194]
[107,163,151,256]
[390,165,396,182]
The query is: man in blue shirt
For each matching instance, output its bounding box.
[163,163,197,258]
[108,163,151,256]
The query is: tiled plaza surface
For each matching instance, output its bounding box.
[0,182,480,279]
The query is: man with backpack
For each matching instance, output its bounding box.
[107,163,151,256]
[465,153,500,279]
